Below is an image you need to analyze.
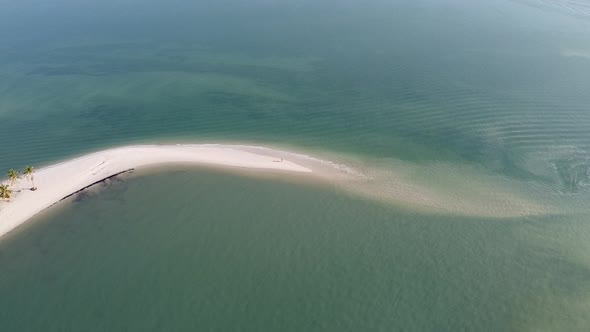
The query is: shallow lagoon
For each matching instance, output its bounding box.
[1,169,590,331]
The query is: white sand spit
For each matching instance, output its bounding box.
[0,144,314,239]
[0,144,556,240]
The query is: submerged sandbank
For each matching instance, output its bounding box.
[0,144,328,239]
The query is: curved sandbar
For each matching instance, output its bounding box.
[0,144,318,239]
[0,144,555,239]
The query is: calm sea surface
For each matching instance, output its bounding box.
[1,0,590,330]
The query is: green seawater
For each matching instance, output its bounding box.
[1,0,590,330]
[1,169,590,331]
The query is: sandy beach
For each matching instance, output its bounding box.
[0,144,319,240]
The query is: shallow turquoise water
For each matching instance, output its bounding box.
[1,0,590,194]
[1,0,590,330]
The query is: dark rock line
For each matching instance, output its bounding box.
[57,168,135,203]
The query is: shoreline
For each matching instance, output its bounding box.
[0,144,337,240]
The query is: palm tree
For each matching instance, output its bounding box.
[7,169,19,187]
[23,166,37,191]
[0,184,12,201]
